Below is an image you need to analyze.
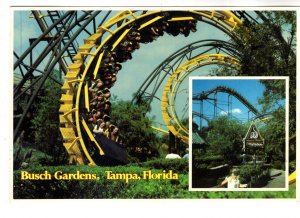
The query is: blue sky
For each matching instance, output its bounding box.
[14,10,255,131]
[192,79,270,127]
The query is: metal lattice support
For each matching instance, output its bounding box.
[132,40,239,107]
[13,11,112,141]
[162,54,241,144]
[13,9,296,184]
[55,10,242,164]
[193,86,262,130]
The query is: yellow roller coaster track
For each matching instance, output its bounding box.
[161,53,240,144]
[58,10,296,186]
[59,10,241,165]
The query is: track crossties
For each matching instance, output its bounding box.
[59,10,241,165]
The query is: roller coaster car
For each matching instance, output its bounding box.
[87,123,128,166]
[97,134,128,165]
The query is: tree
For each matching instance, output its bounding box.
[215,11,296,134]
[258,79,286,113]
[205,116,248,165]
[235,11,295,77]
[30,69,67,164]
[260,106,286,168]
[256,77,287,169]
[110,98,160,161]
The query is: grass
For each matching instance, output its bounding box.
[13,160,296,199]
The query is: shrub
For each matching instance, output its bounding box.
[193,154,226,170]
[272,160,285,170]
[135,158,188,174]
[239,164,270,185]
[289,160,296,174]
[239,164,258,184]
[13,165,294,199]
[13,145,54,170]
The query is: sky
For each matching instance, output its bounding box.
[111,22,230,128]
[13,10,235,131]
[12,10,287,131]
[14,10,292,133]
[13,11,116,69]
[192,79,267,128]
[4,4,300,217]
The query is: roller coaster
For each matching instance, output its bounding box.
[13,10,296,184]
[192,86,260,124]
[192,85,261,129]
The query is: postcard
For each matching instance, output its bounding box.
[12,8,297,200]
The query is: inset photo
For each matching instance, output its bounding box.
[189,77,289,191]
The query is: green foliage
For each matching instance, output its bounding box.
[289,160,296,174]
[272,160,284,170]
[214,11,296,134]
[239,164,270,186]
[258,80,286,169]
[235,12,295,77]
[260,107,285,168]
[30,69,68,164]
[13,165,295,199]
[243,12,296,134]
[192,117,248,187]
[110,99,160,161]
[205,116,247,165]
[193,154,226,169]
[135,158,188,174]
[14,144,25,170]
[211,12,294,176]
[181,117,189,130]
[31,72,60,147]
[258,80,286,113]
[156,143,170,158]
[239,164,258,184]
[14,144,55,170]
